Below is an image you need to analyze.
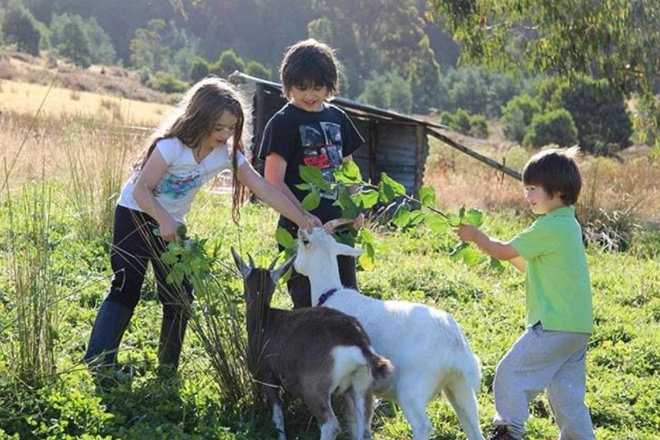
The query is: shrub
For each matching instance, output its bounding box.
[469,114,489,138]
[211,49,245,80]
[148,72,188,94]
[245,60,271,81]
[358,71,412,114]
[451,108,472,135]
[500,94,541,143]
[548,75,632,155]
[188,56,209,83]
[523,108,578,148]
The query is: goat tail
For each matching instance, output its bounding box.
[369,353,394,380]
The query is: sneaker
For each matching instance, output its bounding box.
[487,425,517,440]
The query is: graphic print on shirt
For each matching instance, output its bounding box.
[155,171,203,199]
[299,121,343,200]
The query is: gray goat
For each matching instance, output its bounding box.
[232,248,393,440]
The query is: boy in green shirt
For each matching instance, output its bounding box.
[455,147,595,440]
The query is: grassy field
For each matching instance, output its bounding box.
[1,77,659,439]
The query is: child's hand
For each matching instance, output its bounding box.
[453,224,479,243]
[158,217,181,242]
[303,212,322,230]
[353,212,365,230]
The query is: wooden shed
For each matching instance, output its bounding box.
[229,72,520,196]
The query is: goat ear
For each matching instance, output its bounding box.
[230,247,252,278]
[272,254,295,283]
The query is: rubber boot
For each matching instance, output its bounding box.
[157,314,188,372]
[84,300,133,369]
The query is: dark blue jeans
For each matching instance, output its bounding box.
[106,205,192,319]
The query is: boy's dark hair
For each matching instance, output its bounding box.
[279,38,339,98]
[522,146,582,205]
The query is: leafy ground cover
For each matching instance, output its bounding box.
[1,187,659,439]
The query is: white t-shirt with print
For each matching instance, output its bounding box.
[117,137,246,223]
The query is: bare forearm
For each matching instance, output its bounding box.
[251,182,307,228]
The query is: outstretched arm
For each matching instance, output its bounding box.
[454,224,525,271]
[237,159,320,229]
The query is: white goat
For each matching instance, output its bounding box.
[293,226,485,440]
[232,248,393,440]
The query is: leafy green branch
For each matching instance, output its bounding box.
[281,162,502,270]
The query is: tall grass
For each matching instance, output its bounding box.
[62,122,136,240]
[4,178,58,387]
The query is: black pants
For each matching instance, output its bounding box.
[106,205,192,319]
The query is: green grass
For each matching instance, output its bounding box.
[1,185,659,439]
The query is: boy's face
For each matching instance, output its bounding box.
[289,84,328,112]
[524,185,564,215]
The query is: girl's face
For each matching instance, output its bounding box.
[202,111,239,149]
[524,184,564,215]
[289,84,328,112]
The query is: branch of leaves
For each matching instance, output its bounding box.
[159,224,222,287]
[282,162,502,270]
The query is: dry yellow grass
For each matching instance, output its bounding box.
[425,135,660,225]
[0,78,172,127]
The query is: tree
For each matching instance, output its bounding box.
[211,49,245,79]
[501,94,542,143]
[432,0,660,154]
[50,14,116,65]
[523,109,578,149]
[59,20,91,68]
[2,2,41,55]
[548,76,632,155]
[129,19,170,73]
[245,60,271,81]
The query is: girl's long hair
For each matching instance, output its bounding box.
[133,76,249,223]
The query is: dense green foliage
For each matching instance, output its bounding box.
[546,76,633,155]
[1,0,40,55]
[523,109,578,149]
[2,0,654,156]
[433,0,660,154]
[1,185,659,439]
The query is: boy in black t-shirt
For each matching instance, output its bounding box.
[258,38,365,308]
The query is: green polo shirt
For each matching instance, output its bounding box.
[510,206,593,334]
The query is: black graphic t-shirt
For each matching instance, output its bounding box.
[259,102,365,232]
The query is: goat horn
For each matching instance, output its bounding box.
[267,254,279,271]
[248,253,256,268]
[323,218,354,233]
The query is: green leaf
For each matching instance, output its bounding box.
[161,250,179,265]
[419,186,436,207]
[391,204,412,229]
[426,212,449,234]
[299,165,325,186]
[408,210,426,227]
[378,180,396,203]
[337,190,362,219]
[464,207,484,227]
[450,242,485,266]
[301,191,321,210]
[335,161,362,184]
[359,189,379,208]
[358,250,374,271]
[381,173,406,196]
[275,227,295,250]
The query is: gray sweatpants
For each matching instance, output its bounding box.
[493,323,595,439]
